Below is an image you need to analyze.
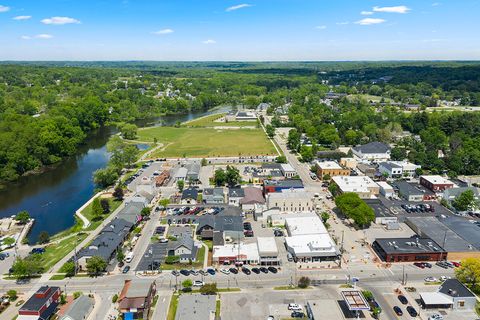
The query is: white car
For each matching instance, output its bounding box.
[193,280,204,287]
[287,303,302,311]
[220,268,230,275]
[439,276,451,281]
[424,277,438,283]
[428,314,444,320]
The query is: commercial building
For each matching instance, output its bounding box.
[377,181,394,198]
[263,179,304,194]
[392,181,425,202]
[285,215,328,236]
[306,300,345,320]
[339,157,357,170]
[352,141,391,162]
[59,295,94,320]
[315,161,350,179]
[19,286,61,320]
[420,175,455,192]
[175,294,216,320]
[239,187,265,212]
[266,189,313,212]
[118,280,157,320]
[372,237,446,262]
[280,163,296,178]
[331,176,379,199]
[212,242,259,265]
[356,163,377,179]
[420,279,477,310]
[378,162,403,178]
[257,237,279,265]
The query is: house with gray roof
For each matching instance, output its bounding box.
[203,187,225,204]
[352,141,391,162]
[175,294,216,320]
[186,162,201,181]
[228,188,245,206]
[378,162,403,178]
[167,234,198,262]
[196,206,243,241]
[442,187,480,210]
[181,187,199,205]
[60,295,94,320]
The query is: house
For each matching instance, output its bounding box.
[420,175,455,192]
[154,170,170,187]
[19,286,61,320]
[239,187,266,212]
[266,189,313,212]
[118,201,144,225]
[392,181,426,202]
[356,163,377,179]
[378,162,403,178]
[175,294,216,320]
[59,295,94,320]
[167,234,198,263]
[280,163,296,178]
[257,237,279,265]
[168,226,192,238]
[372,237,446,262]
[118,280,157,320]
[203,188,225,204]
[256,102,270,112]
[77,218,133,270]
[196,206,244,241]
[376,181,394,198]
[186,162,201,182]
[173,167,188,182]
[181,187,198,205]
[263,179,304,194]
[391,160,421,177]
[331,176,379,199]
[442,187,480,209]
[315,161,350,179]
[228,188,245,206]
[352,141,391,162]
[420,279,477,310]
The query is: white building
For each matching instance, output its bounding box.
[257,237,279,265]
[212,242,259,265]
[376,181,394,198]
[378,162,403,178]
[285,215,328,236]
[266,189,313,212]
[280,163,296,178]
[331,176,380,199]
[352,141,391,162]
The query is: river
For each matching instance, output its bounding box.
[0,106,232,243]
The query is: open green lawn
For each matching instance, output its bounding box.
[184,113,258,128]
[137,126,277,158]
[167,294,179,320]
[81,197,122,231]
[38,233,88,272]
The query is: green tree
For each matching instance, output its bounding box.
[113,185,124,200]
[214,168,227,186]
[93,166,119,188]
[6,289,17,301]
[86,256,107,276]
[265,124,275,138]
[158,198,170,208]
[119,123,138,140]
[182,279,193,292]
[225,165,241,187]
[15,210,30,224]
[321,212,330,223]
[141,207,151,217]
[335,192,375,228]
[112,294,118,303]
[455,258,480,293]
[62,261,76,277]
[287,129,301,152]
[452,190,476,212]
[100,198,110,213]
[2,237,15,247]
[91,198,104,220]
[200,283,218,295]
[201,158,208,166]
[391,147,407,161]
[300,145,314,163]
[38,231,50,244]
[116,250,125,263]
[298,276,310,288]
[11,256,43,278]
[275,156,287,163]
[177,180,185,192]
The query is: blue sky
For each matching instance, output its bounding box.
[0,0,479,60]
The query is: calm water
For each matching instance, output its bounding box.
[0,106,232,243]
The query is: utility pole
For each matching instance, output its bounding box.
[339,230,345,268]
[402,265,405,285]
[440,230,447,261]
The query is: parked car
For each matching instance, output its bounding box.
[159,238,169,243]
[193,280,204,287]
[413,262,425,269]
[242,267,251,275]
[423,262,432,268]
[199,270,207,276]
[122,266,130,274]
[274,230,284,237]
[451,261,461,267]
[229,267,239,274]
[291,311,305,318]
[259,267,269,273]
[30,247,46,255]
[171,270,180,276]
[393,306,403,316]
[288,303,302,311]
[207,268,216,275]
[267,266,278,273]
[406,306,418,317]
[220,269,230,275]
[190,270,199,276]
[436,261,449,269]
[428,314,444,320]
[398,295,408,305]
[425,276,438,283]
[180,269,190,276]
[251,267,260,274]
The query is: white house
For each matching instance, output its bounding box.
[378,162,403,178]
[280,163,296,178]
[352,142,391,162]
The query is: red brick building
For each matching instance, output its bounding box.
[372,238,446,263]
[420,175,455,192]
[19,286,61,320]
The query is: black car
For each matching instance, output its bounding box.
[180,269,190,276]
[251,267,260,274]
[229,267,239,274]
[122,266,130,274]
[398,295,408,305]
[207,269,216,275]
[291,311,305,318]
[242,267,251,275]
[274,230,284,237]
[393,306,403,316]
[267,266,278,273]
[406,306,418,317]
[259,267,268,273]
[30,247,46,255]
[423,262,432,268]
[171,270,180,276]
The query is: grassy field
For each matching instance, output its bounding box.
[184,113,259,128]
[167,293,179,320]
[38,233,88,272]
[81,197,122,231]
[137,126,277,158]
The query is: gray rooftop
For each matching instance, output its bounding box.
[440,216,480,250]
[379,162,401,170]
[228,187,245,198]
[175,294,216,320]
[182,187,199,200]
[392,181,425,197]
[203,187,224,197]
[353,141,391,154]
[439,279,476,298]
[374,237,445,255]
[264,179,304,188]
[60,295,94,320]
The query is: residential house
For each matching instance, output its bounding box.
[175,294,216,320]
[240,187,266,212]
[420,175,455,192]
[315,161,350,179]
[196,206,243,241]
[228,188,245,206]
[167,234,198,263]
[173,167,188,182]
[203,188,225,204]
[352,141,391,162]
[59,295,94,320]
[118,280,157,320]
[181,187,198,205]
[19,286,61,320]
[186,162,201,182]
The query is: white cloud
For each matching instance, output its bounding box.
[21,35,31,40]
[432,2,441,6]
[41,16,80,25]
[373,6,410,14]
[0,5,10,12]
[35,34,53,39]
[315,25,327,30]
[226,3,252,12]
[355,18,386,25]
[361,11,373,15]
[336,21,349,25]
[202,39,216,44]
[13,15,32,20]
[153,28,174,35]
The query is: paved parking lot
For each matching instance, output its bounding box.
[376,195,454,222]
[136,243,168,271]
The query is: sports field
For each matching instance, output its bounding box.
[137,126,277,158]
[184,113,258,128]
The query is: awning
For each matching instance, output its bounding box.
[124,312,134,320]
[420,292,453,306]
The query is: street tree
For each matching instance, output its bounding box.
[452,190,476,212]
[455,258,480,293]
[177,180,185,192]
[15,210,30,224]
[265,124,275,138]
[11,256,43,278]
[214,168,226,186]
[182,279,193,292]
[86,256,107,276]
[38,231,50,244]
[113,185,124,200]
[91,198,103,220]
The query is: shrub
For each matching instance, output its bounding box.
[200,283,218,295]
[112,294,118,303]
[298,276,310,288]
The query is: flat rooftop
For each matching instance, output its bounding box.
[316,160,343,170]
[332,175,377,193]
[421,175,454,185]
[285,215,328,235]
[374,237,445,254]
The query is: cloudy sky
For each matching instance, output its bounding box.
[0,0,479,60]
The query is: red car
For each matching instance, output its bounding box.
[413,262,425,269]
[451,261,461,267]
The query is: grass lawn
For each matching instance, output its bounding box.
[137,126,277,158]
[81,197,122,231]
[38,233,88,272]
[167,293,179,320]
[161,246,205,270]
[184,113,258,128]
[216,299,221,316]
